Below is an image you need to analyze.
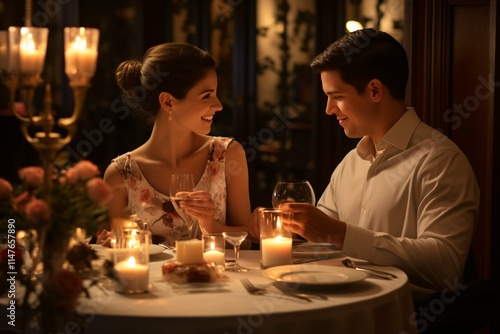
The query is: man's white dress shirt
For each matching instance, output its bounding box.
[317,108,480,298]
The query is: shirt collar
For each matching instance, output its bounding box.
[356,107,421,159]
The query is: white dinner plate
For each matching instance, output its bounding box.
[292,242,343,258]
[263,264,367,287]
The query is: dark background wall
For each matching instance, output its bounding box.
[1,1,497,312]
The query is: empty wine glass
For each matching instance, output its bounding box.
[169,174,198,239]
[222,231,248,272]
[272,180,315,208]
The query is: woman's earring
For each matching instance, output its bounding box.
[168,111,173,121]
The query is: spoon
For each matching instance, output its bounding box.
[342,259,397,279]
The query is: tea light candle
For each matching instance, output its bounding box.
[115,255,149,293]
[204,242,225,265]
[176,239,204,264]
[261,236,293,268]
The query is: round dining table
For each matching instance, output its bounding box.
[78,249,417,334]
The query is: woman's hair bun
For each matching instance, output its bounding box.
[115,59,142,100]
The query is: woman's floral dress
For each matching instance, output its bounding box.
[112,137,232,246]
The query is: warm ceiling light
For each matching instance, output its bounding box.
[346,20,364,32]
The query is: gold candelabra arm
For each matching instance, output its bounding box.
[7,75,43,125]
[57,82,90,130]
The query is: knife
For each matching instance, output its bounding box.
[272,283,313,302]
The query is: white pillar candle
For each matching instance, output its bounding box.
[20,48,44,76]
[65,48,98,80]
[115,255,149,293]
[18,29,46,76]
[261,236,293,268]
[176,239,204,264]
[204,247,225,265]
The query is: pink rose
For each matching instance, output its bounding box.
[66,160,100,183]
[0,178,13,199]
[65,167,78,184]
[18,166,44,188]
[86,177,112,206]
[24,199,51,224]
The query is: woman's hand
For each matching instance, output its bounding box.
[96,229,112,247]
[178,191,215,232]
[247,207,263,243]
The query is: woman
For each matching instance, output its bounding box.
[100,42,256,246]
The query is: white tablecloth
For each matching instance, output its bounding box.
[78,250,417,334]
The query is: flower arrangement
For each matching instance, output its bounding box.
[0,160,114,332]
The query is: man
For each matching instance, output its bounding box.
[281,29,479,299]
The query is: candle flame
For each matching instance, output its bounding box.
[276,235,283,242]
[127,256,137,267]
[128,238,138,248]
[127,229,140,248]
[71,35,88,51]
[210,242,215,251]
[20,29,35,52]
[277,216,282,229]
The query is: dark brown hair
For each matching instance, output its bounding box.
[115,42,216,116]
[311,29,408,100]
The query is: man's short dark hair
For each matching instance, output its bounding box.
[311,29,408,100]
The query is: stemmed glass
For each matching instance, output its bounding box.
[169,174,198,239]
[272,180,316,208]
[222,231,248,272]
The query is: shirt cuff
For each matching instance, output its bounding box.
[343,224,376,259]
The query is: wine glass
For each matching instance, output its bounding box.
[272,180,316,208]
[222,231,248,272]
[169,174,198,239]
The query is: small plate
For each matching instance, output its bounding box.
[149,244,166,255]
[263,264,367,287]
[292,242,342,258]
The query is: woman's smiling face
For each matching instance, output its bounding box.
[172,69,223,134]
[320,70,378,139]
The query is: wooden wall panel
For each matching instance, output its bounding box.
[405,0,494,280]
[449,4,492,279]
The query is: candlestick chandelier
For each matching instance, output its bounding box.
[0,0,99,191]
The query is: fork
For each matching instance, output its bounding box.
[241,279,312,302]
[241,279,267,295]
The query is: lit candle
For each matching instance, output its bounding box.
[203,242,225,265]
[19,32,44,76]
[261,235,293,268]
[176,239,204,264]
[65,35,98,82]
[105,247,140,261]
[114,255,149,293]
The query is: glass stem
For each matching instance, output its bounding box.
[234,245,240,268]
